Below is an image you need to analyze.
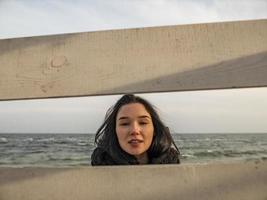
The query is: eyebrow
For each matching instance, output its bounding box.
[118,115,151,120]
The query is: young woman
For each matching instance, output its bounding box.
[91,94,180,165]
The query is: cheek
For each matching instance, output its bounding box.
[116,126,127,141]
[116,127,129,151]
[145,126,154,143]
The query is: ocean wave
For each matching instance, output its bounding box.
[23,138,34,142]
[78,142,88,146]
[0,137,8,143]
[30,150,45,154]
[224,150,267,156]
[192,149,267,158]
[37,138,56,143]
[194,150,223,158]
[1,133,266,166]
[181,154,196,159]
[66,137,78,142]
[47,155,88,161]
[54,140,70,145]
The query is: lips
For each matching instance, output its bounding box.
[128,139,143,144]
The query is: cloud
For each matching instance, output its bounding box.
[0,0,266,39]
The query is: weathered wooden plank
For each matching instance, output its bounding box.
[0,161,266,200]
[0,19,267,100]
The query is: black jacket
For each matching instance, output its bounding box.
[91,147,180,166]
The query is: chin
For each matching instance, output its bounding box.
[127,149,145,156]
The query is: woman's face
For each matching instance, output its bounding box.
[116,103,154,162]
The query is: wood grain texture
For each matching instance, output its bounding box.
[0,19,267,100]
[0,161,266,200]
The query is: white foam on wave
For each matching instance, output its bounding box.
[0,137,8,143]
[66,137,77,142]
[78,142,87,146]
[23,138,34,142]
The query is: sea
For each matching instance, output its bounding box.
[0,133,266,167]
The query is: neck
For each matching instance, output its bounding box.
[135,153,149,164]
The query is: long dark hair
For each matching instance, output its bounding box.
[91,94,180,165]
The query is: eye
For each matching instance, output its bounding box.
[119,122,129,126]
[139,121,148,125]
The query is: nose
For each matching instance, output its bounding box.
[130,122,141,135]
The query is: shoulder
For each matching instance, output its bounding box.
[91,147,116,166]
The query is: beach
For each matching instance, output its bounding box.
[0,160,266,200]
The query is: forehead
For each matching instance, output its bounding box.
[116,103,151,118]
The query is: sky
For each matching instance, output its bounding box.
[0,0,267,134]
